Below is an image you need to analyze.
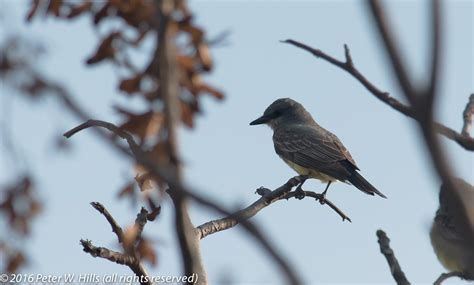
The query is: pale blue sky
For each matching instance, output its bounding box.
[0,1,473,284]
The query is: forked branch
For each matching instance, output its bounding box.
[281,39,474,151]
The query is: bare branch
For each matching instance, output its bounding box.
[80,239,151,285]
[81,203,152,285]
[376,230,410,285]
[462,94,474,136]
[426,0,441,114]
[196,176,351,239]
[134,207,149,245]
[283,191,351,222]
[64,119,302,285]
[367,1,416,105]
[281,39,474,151]
[152,1,203,282]
[90,202,124,243]
[197,176,304,239]
[434,272,465,285]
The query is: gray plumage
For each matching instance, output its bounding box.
[250,98,385,198]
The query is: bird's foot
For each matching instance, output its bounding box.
[318,192,327,205]
[294,185,306,200]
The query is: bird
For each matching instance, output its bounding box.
[430,178,474,280]
[249,98,386,199]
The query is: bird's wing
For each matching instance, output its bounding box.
[273,125,358,179]
[435,211,467,243]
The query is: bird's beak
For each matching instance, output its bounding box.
[249,115,271,125]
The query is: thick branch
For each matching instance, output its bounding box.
[154,0,204,282]
[367,1,416,105]
[281,39,474,151]
[376,230,410,285]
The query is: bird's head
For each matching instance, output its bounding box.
[250,98,314,129]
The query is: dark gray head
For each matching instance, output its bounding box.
[250,98,316,129]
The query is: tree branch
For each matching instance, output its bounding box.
[80,239,151,285]
[367,1,416,106]
[462,94,474,136]
[81,203,152,285]
[376,230,410,285]
[90,202,124,243]
[283,191,351,222]
[152,1,204,282]
[281,39,414,117]
[64,119,302,285]
[367,0,474,238]
[197,176,304,239]
[197,179,351,239]
[281,39,474,151]
[434,271,465,285]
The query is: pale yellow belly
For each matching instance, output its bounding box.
[430,224,468,272]
[282,158,336,183]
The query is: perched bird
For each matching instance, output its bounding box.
[430,178,474,279]
[250,98,385,199]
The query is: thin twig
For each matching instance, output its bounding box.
[283,191,351,222]
[433,271,465,285]
[90,202,124,243]
[376,230,410,285]
[80,239,151,285]
[462,94,474,136]
[281,39,413,117]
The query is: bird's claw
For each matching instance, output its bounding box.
[318,193,326,205]
[294,185,306,200]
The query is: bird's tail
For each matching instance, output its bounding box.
[348,171,386,198]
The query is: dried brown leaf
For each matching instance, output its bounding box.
[117,181,135,199]
[47,0,62,17]
[66,1,92,19]
[119,73,143,94]
[137,238,157,265]
[177,55,195,71]
[197,43,213,71]
[134,172,154,192]
[26,0,41,22]
[123,225,139,251]
[199,82,224,100]
[180,101,195,128]
[86,32,120,65]
[93,2,110,25]
[117,109,163,142]
[6,251,26,273]
[146,198,161,221]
